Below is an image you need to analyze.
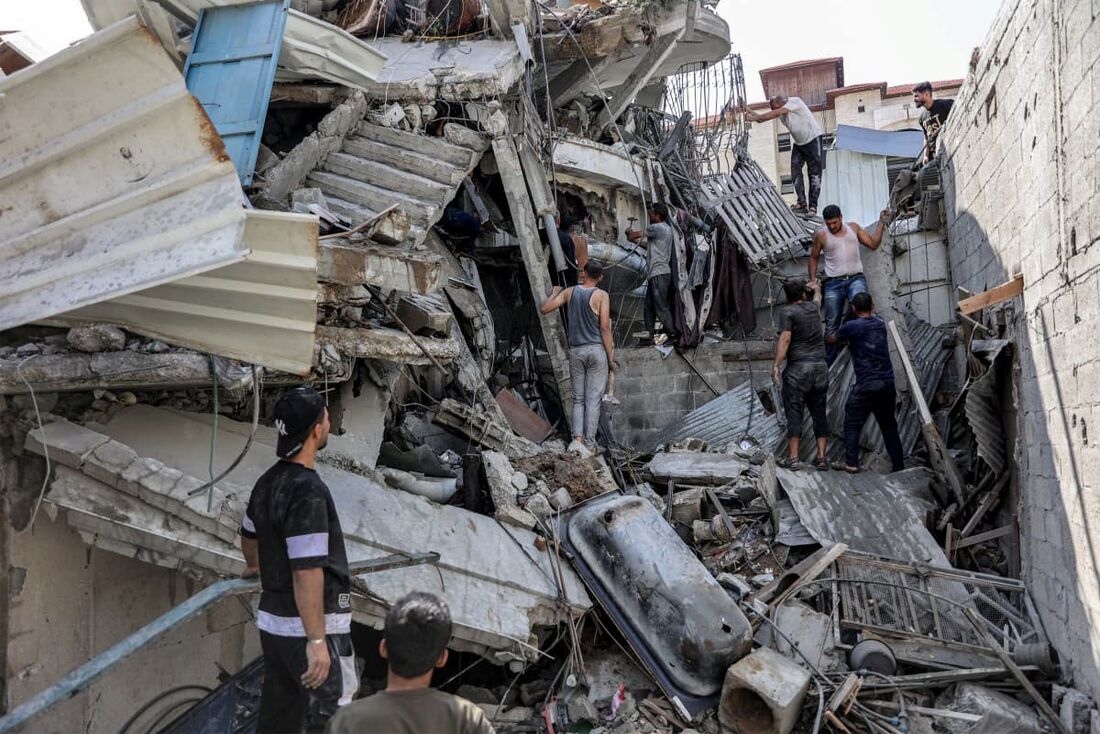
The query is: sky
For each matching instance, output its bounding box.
[717,0,1003,101]
[2,0,1001,92]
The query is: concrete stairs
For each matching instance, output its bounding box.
[307,122,485,247]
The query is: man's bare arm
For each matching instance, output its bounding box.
[240,536,259,578]
[597,292,614,367]
[808,232,825,282]
[744,106,788,123]
[539,286,571,315]
[293,568,330,688]
[771,331,791,385]
[854,210,890,250]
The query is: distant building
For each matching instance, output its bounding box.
[738,57,962,199]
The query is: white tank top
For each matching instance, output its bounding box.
[822,224,863,277]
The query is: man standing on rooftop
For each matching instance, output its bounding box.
[913,81,954,163]
[744,95,826,217]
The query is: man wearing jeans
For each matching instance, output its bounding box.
[808,204,889,363]
[826,293,904,473]
[540,261,614,454]
[745,96,826,216]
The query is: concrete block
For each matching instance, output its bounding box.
[482,450,518,508]
[25,419,111,469]
[719,647,810,734]
[83,439,139,488]
[549,486,573,510]
[523,493,553,521]
[496,502,537,530]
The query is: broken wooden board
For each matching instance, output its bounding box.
[957,274,1024,315]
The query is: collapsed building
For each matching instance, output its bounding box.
[0,0,1096,732]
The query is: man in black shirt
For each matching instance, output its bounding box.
[771,279,830,470]
[913,81,954,163]
[240,386,357,732]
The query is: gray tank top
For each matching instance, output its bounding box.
[567,286,602,347]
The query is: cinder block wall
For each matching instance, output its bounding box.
[607,341,773,448]
[940,0,1100,696]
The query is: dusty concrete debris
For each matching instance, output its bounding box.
[514,453,607,502]
[718,647,810,734]
[66,325,126,353]
[934,683,1046,734]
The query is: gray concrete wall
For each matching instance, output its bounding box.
[608,341,774,448]
[6,512,258,731]
[939,0,1100,696]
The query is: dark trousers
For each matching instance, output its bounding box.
[644,274,677,339]
[843,383,904,471]
[258,632,357,733]
[782,361,829,439]
[790,136,825,210]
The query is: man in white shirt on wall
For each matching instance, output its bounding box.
[745,95,826,216]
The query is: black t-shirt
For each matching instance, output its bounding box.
[777,301,826,363]
[920,99,954,151]
[836,315,895,389]
[241,461,351,636]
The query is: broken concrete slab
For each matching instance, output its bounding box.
[96,405,590,661]
[396,293,453,334]
[933,683,1045,734]
[433,398,541,460]
[24,419,110,469]
[719,647,810,734]
[316,325,459,365]
[318,240,444,294]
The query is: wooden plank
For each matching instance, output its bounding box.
[490,131,573,419]
[959,474,1009,537]
[954,524,1013,550]
[958,274,1024,315]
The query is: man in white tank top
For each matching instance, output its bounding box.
[808,204,888,363]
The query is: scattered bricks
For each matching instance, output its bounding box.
[83,440,139,488]
[719,647,810,734]
[67,325,127,353]
[24,419,111,469]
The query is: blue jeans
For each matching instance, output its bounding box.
[823,274,868,363]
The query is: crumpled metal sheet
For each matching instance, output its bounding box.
[965,339,1012,475]
[641,380,784,453]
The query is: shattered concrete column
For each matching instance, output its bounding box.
[324,360,401,470]
[486,102,572,420]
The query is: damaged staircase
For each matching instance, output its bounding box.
[307,121,488,248]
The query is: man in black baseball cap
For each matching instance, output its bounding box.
[239,386,358,732]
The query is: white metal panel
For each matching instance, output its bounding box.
[818,149,889,228]
[81,0,387,87]
[53,211,319,375]
[0,17,250,331]
[894,228,953,327]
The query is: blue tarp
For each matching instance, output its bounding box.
[834,124,923,158]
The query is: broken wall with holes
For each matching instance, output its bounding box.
[940,0,1100,697]
[4,511,257,731]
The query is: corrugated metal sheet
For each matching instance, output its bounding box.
[0,17,251,332]
[777,466,948,564]
[82,1,388,89]
[641,381,784,453]
[703,158,812,264]
[834,124,923,158]
[52,211,319,375]
[965,339,1011,475]
[819,149,888,228]
[184,0,289,186]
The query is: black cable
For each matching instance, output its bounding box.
[118,685,213,734]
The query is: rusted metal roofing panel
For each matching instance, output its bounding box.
[0,17,251,332]
[52,211,319,375]
[702,159,813,264]
[641,380,784,453]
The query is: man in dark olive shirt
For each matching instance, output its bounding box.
[240,386,357,732]
[325,592,495,734]
[772,279,829,470]
[826,293,905,473]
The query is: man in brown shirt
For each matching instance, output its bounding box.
[324,592,495,734]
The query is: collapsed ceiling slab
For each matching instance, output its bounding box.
[26,406,591,661]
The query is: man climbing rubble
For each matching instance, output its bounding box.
[825,292,905,473]
[744,95,826,216]
[771,278,830,470]
[540,260,615,455]
[325,592,495,734]
[240,387,357,732]
[809,204,889,363]
[626,203,678,347]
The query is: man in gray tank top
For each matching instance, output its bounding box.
[539,261,615,453]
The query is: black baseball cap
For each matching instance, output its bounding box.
[274,386,326,459]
